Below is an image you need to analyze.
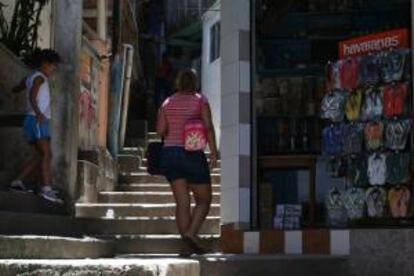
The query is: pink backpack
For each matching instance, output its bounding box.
[183,95,207,151]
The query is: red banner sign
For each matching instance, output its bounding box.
[339,28,409,58]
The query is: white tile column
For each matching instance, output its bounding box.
[220,0,251,227]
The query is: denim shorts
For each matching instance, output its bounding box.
[23,115,51,144]
[161,146,211,184]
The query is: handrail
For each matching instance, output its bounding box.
[119,44,134,149]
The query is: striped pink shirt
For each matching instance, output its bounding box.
[161,92,209,147]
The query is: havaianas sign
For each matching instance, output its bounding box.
[339,28,409,58]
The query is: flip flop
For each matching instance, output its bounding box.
[343,188,365,220]
[366,187,387,218]
[400,186,411,218]
[388,187,401,218]
[182,235,207,255]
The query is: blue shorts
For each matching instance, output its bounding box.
[161,147,211,184]
[23,115,51,144]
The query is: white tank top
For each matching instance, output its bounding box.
[26,71,51,119]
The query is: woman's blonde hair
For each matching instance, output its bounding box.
[175,69,198,91]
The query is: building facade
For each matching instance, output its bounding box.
[219,2,414,272]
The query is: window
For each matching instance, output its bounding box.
[210,22,220,62]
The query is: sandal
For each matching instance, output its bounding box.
[182,235,207,255]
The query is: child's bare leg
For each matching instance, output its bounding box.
[15,158,40,182]
[36,139,52,186]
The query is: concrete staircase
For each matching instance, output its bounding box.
[76,132,221,254]
[0,235,113,259]
[0,114,115,259]
[0,258,199,276]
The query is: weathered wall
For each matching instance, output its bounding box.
[0,44,32,186]
[79,40,100,151]
[78,36,113,202]
[90,39,110,149]
[0,44,29,114]
[52,0,82,207]
[77,149,117,203]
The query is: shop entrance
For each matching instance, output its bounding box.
[252,0,412,229]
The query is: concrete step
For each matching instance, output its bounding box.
[125,138,147,148]
[118,154,141,172]
[142,158,221,168]
[133,165,221,174]
[98,191,221,204]
[147,138,161,144]
[147,132,159,140]
[119,172,221,184]
[0,190,67,215]
[76,203,220,218]
[0,211,82,237]
[0,235,113,259]
[120,147,145,157]
[0,258,199,276]
[81,216,220,235]
[119,172,168,184]
[118,183,221,193]
[196,254,350,276]
[109,234,220,254]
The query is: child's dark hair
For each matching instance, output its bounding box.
[26,49,62,69]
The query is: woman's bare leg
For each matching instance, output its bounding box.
[170,178,191,236]
[186,184,212,237]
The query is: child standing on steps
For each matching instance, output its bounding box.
[11,49,63,204]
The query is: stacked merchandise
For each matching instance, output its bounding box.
[273,204,302,230]
[259,182,275,229]
[308,0,368,12]
[256,76,324,154]
[321,48,412,226]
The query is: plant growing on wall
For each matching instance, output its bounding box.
[0,0,50,59]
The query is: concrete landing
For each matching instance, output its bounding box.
[0,191,67,215]
[0,211,82,236]
[0,258,199,276]
[195,254,351,276]
[0,235,113,259]
[119,254,352,276]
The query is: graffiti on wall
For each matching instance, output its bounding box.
[79,50,99,150]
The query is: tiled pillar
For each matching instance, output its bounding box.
[220,0,251,228]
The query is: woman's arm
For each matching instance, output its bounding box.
[156,108,168,138]
[201,102,218,169]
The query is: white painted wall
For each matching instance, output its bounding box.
[2,0,53,49]
[202,1,221,146]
